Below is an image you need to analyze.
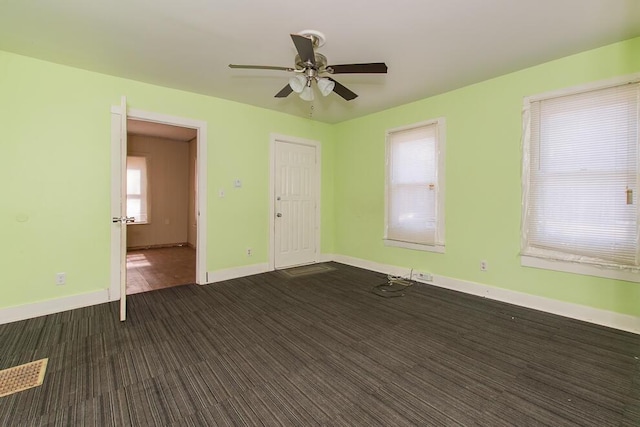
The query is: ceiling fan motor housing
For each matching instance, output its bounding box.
[295,53,328,73]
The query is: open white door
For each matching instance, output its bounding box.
[271,136,320,269]
[111,96,129,321]
[119,96,127,321]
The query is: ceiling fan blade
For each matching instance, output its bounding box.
[229,64,294,72]
[290,34,316,66]
[327,78,358,101]
[327,63,388,74]
[274,84,293,98]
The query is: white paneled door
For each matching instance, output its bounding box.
[112,96,129,321]
[274,139,318,269]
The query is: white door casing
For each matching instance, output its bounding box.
[270,134,320,269]
[110,105,209,312]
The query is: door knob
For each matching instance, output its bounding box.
[112,216,136,223]
[276,213,282,217]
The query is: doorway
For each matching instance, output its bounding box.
[125,120,197,294]
[110,105,208,313]
[269,134,321,270]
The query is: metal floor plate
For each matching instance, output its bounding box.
[0,358,48,398]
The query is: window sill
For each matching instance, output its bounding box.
[521,255,640,283]
[384,239,445,253]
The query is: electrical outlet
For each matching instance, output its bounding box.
[414,271,433,282]
[55,272,66,285]
[480,260,488,271]
[246,248,252,256]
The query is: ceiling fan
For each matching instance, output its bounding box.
[229,30,388,101]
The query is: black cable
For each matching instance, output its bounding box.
[371,275,414,298]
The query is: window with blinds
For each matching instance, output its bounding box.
[522,79,640,268]
[126,155,149,224]
[385,119,445,251]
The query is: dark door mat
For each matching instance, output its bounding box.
[280,264,336,278]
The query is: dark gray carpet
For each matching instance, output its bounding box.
[1,262,639,426]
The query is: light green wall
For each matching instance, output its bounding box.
[0,50,334,308]
[2,36,639,317]
[333,36,640,317]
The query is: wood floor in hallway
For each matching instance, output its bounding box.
[126,246,195,295]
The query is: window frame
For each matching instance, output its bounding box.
[126,153,150,225]
[521,73,640,282]
[384,118,446,253]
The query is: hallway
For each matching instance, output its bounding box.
[126,246,195,294]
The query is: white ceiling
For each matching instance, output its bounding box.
[1,1,639,124]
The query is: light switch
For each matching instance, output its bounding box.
[234,179,242,188]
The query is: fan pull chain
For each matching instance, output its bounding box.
[309,104,314,120]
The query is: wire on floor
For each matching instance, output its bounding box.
[371,269,415,298]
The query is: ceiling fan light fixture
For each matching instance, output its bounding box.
[231,31,387,102]
[317,78,335,97]
[289,74,307,93]
[299,85,314,101]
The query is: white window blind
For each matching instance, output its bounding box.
[386,120,444,247]
[523,82,640,266]
[126,155,149,224]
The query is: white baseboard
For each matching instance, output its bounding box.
[207,254,346,283]
[0,290,110,325]
[206,256,338,283]
[6,256,638,334]
[333,254,640,335]
[206,263,270,283]
[332,255,414,278]
[318,253,335,263]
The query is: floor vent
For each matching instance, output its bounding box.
[0,358,48,398]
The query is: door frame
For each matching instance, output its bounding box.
[110,106,208,301]
[268,133,321,270]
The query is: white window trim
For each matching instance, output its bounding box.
[384,118,446,253]
[521,72,640,282]
[522,255,640,282]
[383,239,445,253]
